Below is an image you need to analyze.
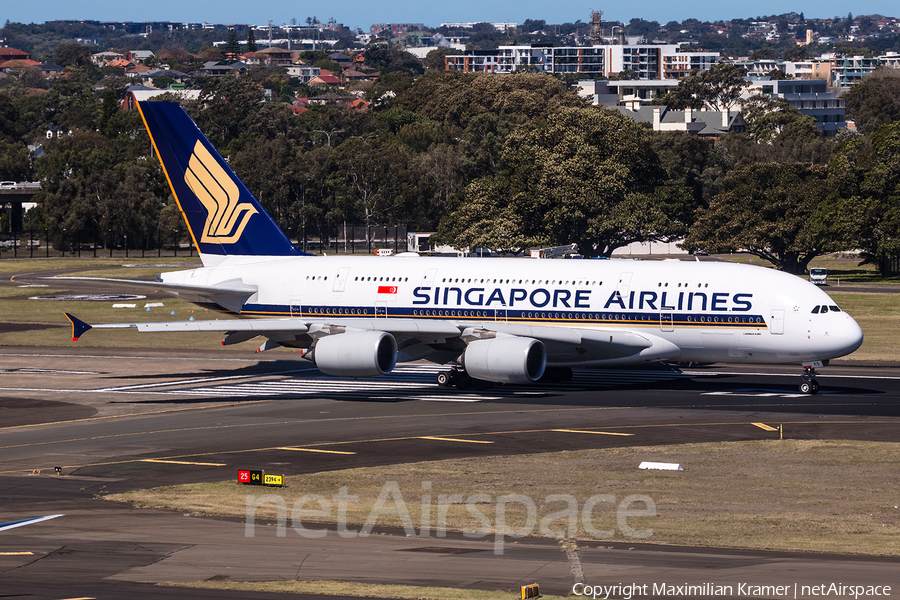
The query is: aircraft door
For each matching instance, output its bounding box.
[769,308,785,335]
[376,301,387,318]
[495,306,507,322]
[660,308,674,332]
[290,297,303,318]
[617,272,633,296]
[333,267,350,292]
[422,268,437,285]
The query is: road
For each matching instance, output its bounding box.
[1,347,899,599]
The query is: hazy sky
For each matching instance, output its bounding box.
[2,0,893,31]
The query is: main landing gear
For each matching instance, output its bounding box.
[435,367,494,390]
[799,365,820,395]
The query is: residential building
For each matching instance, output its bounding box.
[286,65,321,82]
[579,79,680,106]
[743,79,846,134]
[253,47,293,66]
[445,44,718,79]
[613,104,746,138]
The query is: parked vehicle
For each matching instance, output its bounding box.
[809,268,828,285]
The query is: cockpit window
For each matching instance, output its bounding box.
[811,306,820,313]
[830,305,841,312]
[820,305,829,313]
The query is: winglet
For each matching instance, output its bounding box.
[64,313,92,341]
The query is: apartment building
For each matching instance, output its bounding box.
[445,44,718,79]
[744,79,845,134]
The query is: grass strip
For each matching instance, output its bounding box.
[108,440,900,556]
[161,580,565,600]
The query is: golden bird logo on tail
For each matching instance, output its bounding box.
[184,140,258,243]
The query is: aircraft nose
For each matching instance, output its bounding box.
[832,314,864,357]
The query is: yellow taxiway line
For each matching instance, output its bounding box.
[552,428,634,436]
[277,447,357,455]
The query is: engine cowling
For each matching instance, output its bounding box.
[461,336,546,384]
[313,331,397,377]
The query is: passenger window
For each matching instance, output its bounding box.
[811,306,820,313]
[830,305,841,312]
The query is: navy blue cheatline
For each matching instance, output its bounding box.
[137,101,307,258]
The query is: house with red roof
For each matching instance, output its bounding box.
[309,74,341,86]
[0,48,31,62]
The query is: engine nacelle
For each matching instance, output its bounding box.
[313,331,397,377]
[462,336,546,384]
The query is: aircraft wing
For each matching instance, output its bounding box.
[0,514,63,532]
[48,276,257,313]
[65,314,679,363]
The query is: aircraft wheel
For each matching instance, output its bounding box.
[810,380,820,395]
[454,372,472,390]
[436,372,452,387]
[562,367,574,381]
[799,381,812,394]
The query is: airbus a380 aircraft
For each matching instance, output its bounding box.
[64,102,863,394]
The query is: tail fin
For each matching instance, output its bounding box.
[137,101,305,264]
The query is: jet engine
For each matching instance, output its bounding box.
[313,331,397,377]
[461,336,546,384]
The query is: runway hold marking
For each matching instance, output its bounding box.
[552,428,634,436]
[752,422,779,431]
[277,447,357,455]
[418,436,493,444]
[140,459,226,466]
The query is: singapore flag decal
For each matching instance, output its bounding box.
[377,285,399,298]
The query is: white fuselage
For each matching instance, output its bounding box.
[161,254,864,366]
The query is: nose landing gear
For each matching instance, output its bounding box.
[800,364,820,395]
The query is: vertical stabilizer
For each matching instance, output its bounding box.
[137,101,304,264]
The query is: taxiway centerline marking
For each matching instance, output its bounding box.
[0,551,34,555]
[418,436,493,444]
[277,447,357,455]
[552,428,634,436]
[751,422,778,431]
[139,459,226,466]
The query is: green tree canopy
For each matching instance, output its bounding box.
[394,71,583,132]
[842,68,900,133]
[656,63,747,110]
[685,163,831,273]
[436,106,693,256]
[818,122,900,275]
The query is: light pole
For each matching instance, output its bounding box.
[313,129,344,147]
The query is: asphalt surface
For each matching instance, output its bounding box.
[1,344,899,599]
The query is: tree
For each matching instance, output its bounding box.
[739,94,821,144]
[223,29,241,60]
[819,122,900,275]
[656,64,747,110]
[53,43,92,68]
[685,163,831,273]
[423,47,462,71]
[394,71,583,132]
[842,68,900,133]
[437,107,693,256]
[247,27,258,53]
[0,139,32,181]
